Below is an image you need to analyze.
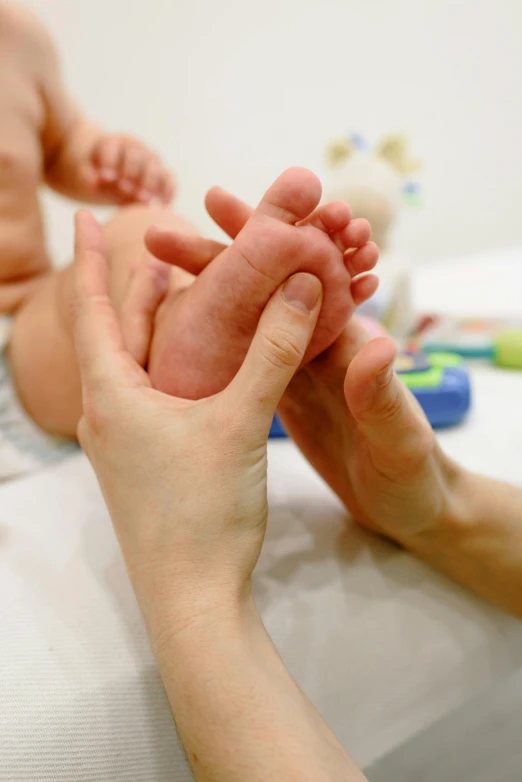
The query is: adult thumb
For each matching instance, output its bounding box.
[227,273,322,433]
[344,338,434,473]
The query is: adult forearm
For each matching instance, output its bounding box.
[147,592,367,782]
[406,468,522,617]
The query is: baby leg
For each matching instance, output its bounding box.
[9,204,196,436]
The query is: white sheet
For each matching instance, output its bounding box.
[2,360,522,780]
[2,249,522,780]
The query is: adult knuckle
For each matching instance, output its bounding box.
[362,390,403,425]
[375,393,403,423]
[261,328,302,369]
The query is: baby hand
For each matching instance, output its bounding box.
[88,134,175,206]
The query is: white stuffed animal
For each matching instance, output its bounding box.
[324,133,421,339]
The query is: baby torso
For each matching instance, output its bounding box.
[0,7,50,309]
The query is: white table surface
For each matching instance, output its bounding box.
[2,250,522,780]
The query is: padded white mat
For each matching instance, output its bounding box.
[2,363,522,780]
[2,246,522,780]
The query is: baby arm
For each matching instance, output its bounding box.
[36,18,174,205]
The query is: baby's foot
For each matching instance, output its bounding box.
[148,167,378,399]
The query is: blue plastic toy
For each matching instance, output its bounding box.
[269,350,471,437]
[395,351,471,428]
[269,415,287,438]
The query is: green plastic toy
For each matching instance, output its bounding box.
[494,329,522,369]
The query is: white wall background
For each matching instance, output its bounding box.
[24,0,522,265]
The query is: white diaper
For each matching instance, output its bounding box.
[0,316,77,481]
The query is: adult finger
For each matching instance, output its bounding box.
[145,226,227,274]
[73,211,144,395]
[227,273,322,432]
[120,253,171,365]
[205,186,253,239]
[344,337,433,471]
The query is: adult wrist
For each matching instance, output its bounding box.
[134,574,260,657]
[401,456,478,567]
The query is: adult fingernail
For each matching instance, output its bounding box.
[376,362,395,387]
[282,273,321,313]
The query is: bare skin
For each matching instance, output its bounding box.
[0,3,189,434]
[2,3,378,437]
[147,169,379,399]
[74,211,370,782]
[161,188,522,619]
[0,2,182,436]
[0,3,174,313]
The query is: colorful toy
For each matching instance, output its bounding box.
[324,132,421,339]
[494,329,522,369]
[417,317,522,368]
[418,317,498,359]
[269,349,471,438]
[396,351,471,428]
[269,415,287,438]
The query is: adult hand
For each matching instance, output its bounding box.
[278,317,458,543]
[146,188,458,548]
[72,210,323,630]
[73,212,374,782]
[148,189,522,620]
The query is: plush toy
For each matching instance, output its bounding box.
[324,133,421,339]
